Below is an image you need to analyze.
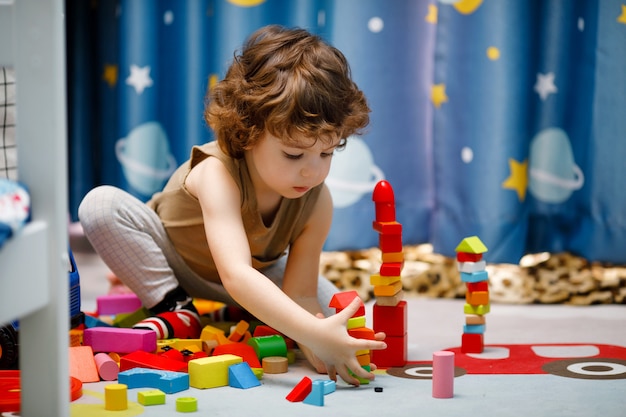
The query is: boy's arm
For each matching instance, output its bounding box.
[187,157,385,385]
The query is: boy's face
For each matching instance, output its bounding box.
[246,132,341,199]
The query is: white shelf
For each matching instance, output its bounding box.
[0,221,50,323]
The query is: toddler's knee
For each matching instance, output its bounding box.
[78,185,118,229]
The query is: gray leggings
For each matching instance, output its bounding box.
[78,185,338,316]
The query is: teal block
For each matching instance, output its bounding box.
[303,380,324,406]
[460,270,488,283]
[463,324,486,334]
[320,379,336,395]
[118,368,189,394]
[228,362,261,389]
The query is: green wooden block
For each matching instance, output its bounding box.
[137,389,166,406]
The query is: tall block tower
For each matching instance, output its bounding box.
[370,180,408,368]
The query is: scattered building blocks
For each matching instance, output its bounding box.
[69,346,100,383]
[83,326,157,354]
[104,383,128,411]
[119,350,188,373]
[228,362,261,389]
[137,389,166,406]
[432,351,455,399]
[188,354,242,389]
[118,367,189,394]
[96,293,142,316]
[286,376,312,402]
[176,397,198,413]
[94,352,119,381]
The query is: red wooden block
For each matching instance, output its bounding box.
[379,262,403,277]
[373,301,407,337]
[373,181,396,222]
[119,350,188,373]
[348,327,376,340]
[371,334,407,368]
[372,221,403,235]
[379,234,403,253]
[212,343,261,369]
[286,376,312,402]
[461,333,484,353]
[328,291,365,317]
[456,252,483,262]
[466,281,489,293]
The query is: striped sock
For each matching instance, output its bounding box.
[134,309,201,339]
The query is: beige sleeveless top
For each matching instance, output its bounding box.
[147,141,323,282]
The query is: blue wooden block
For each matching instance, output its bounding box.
[118,368,189,394]
[319,379,336,395]
[303,380,324,406]
[460,270,488,283]
[228,362,261,389]
[463,324,486,334]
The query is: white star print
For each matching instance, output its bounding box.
[126,64,153,95]
[534,72,558,101]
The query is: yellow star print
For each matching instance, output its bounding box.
[425,4,437,24]
[431,84,448,108]
[618,5,626,24]
[502,158,528,201]
[103,64,118,88]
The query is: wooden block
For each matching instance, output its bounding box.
[379,234,403,253]
[465,314,486,325]
[373,180,396,222]
[370,274,401,287]
[464,303,490,315]
[373,301,407,337]
[456,252,483,262]
[119,350,188,373]
[212,342,261,368]
[371,334,407,368]
[94,352,119,381]
[118,367,189,394]
[463,324,486,334]
[372,220,402,235]
[303,380,325,406]
[83,327,157,354]
[137,389,166,406]
[373,280,403,297]
[466,290,490,306]
[188,354,242,389]
[457,260,487,273]
[262,356,289,374]
[348,327,376,340]
[381,251,405,263]
[432,351,454,399]
[247,334,287,359]
[460,271,489,283]
[328,290,365,317]
[97,293,142,316]
[228,362,261,389]
[176,397,198,412]
[286,376,312,402]
[228,320,250,342]
[375,291,404,307]
[379,262,403,277]
[356,353,371,366]
[461,332,484,353]
[466,281,489,293]
[69,346,100,383]
[104,383,127,411]
[346,316,366,330]
[455,236,488,254]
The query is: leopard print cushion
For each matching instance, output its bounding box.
[320,244,626,305]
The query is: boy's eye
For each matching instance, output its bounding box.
[283,152,303,160]
[321,151,334,158]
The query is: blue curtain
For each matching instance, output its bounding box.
[67,0,626,264]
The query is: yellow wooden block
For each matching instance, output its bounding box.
[176,397,198,413]
[200,325,225,341]
[355,348,370,357]
[370,274,401,286]
[347,316,366,330]
[104,383,128,411]
[188,354,242,389]
[137,389,166,406]
[464,303,490,315]
[381,251,405,263]
[373,280,403,297]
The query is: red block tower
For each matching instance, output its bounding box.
[370,180,407,368]
[455,236,489,354]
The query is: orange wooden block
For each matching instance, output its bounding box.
[356,353,371,366]
[373,280,403,297]
[228,320,250,342]
[372,220,403,235]
[370,274,401,287]
[381,251,405,263]
[69,346,100,383]
[466,291,489,306]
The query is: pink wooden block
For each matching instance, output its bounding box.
[97,293,142,315]
[94,352,120,381]
[83,327,157,354]
[432,351,455,399]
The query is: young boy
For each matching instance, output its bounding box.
[79,25,386,386]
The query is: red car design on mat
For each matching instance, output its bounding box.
[387,343,626,380]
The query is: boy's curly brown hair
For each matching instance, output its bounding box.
[204,25,370,159]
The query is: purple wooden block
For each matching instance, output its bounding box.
[97,293,142,315]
